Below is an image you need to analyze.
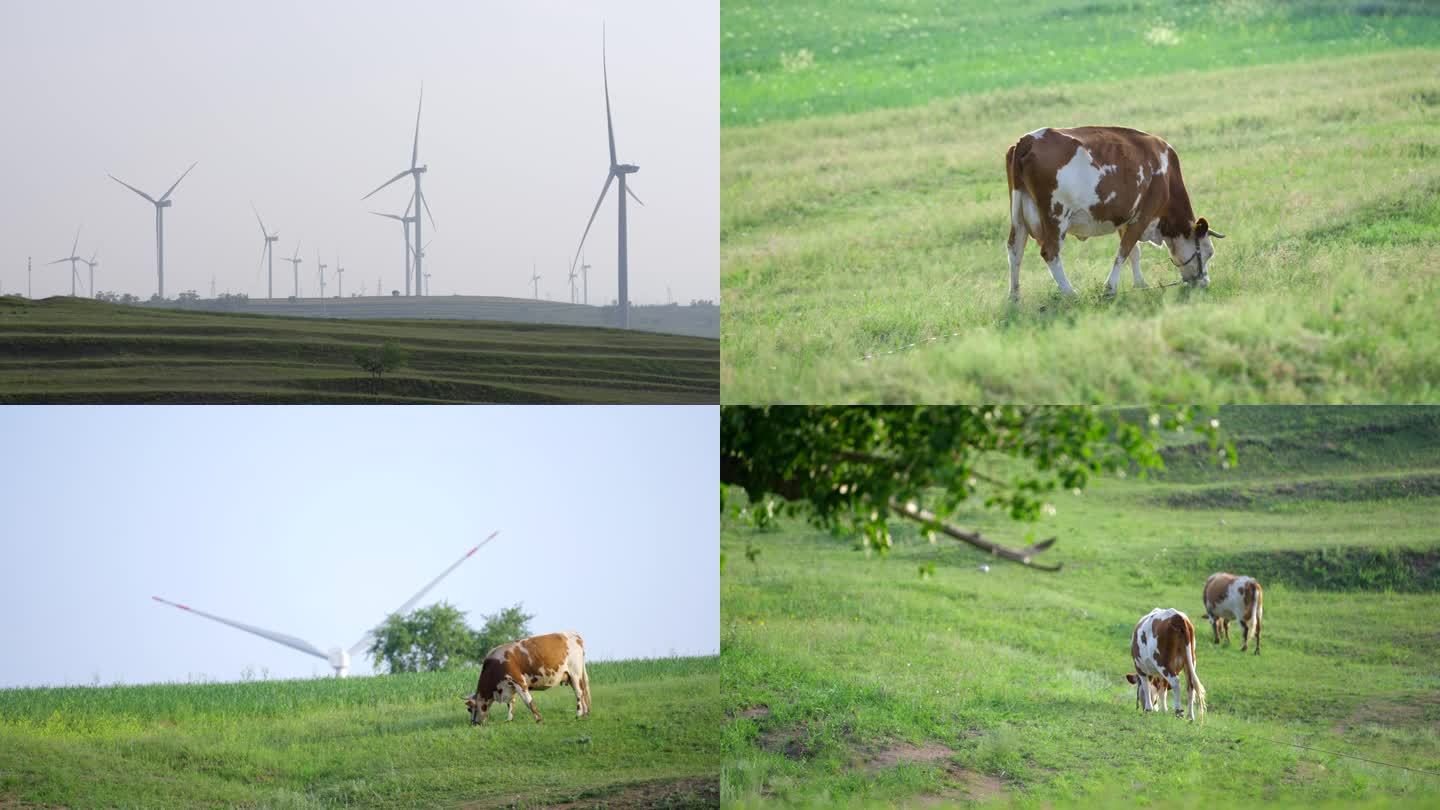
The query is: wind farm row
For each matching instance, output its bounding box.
[22,29,650,330]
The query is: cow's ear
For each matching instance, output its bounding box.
[1125,673,1139,684]
[1194,217,1209,239]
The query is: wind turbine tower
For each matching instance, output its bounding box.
[108,162,197,299]
[370,194,416,296]
[335,256,345,298]
[82,251,100,298]
[531,264,541,300]
[279,243,304,298]
[363,86,435,297]
[581,255,591,305]
[571,28,643,329]
[252,205,279,299]
[47,227,84,297]
[568,265,579,303]
[152,533,501,677]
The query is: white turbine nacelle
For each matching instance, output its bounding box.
[153,532,499,678]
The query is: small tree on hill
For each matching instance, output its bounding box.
[473,603,535,655]
[368,601,479,674]
[354,339,409,391]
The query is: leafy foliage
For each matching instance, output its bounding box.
[353,339,409,388]
[721,406,1231,553]
[473,603,536,657]
[367,601,480,674]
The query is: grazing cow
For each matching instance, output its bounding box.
[1203,572,1264,654]
[1124,608,1206,722]
[463,631,590,725]
[1005,126,1224,299]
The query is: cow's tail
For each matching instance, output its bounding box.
[1183,619,1207,723]
[1250,582,1263,654]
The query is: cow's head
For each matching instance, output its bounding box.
[1125,673,1168,711]
[1167,217,1225,287]
[462,692,489,725]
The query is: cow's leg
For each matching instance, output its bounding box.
[518,687,543,724]
[1138,675,1152,712]
[1105,227,1145,295]
[506,694,516,722]
[1129,244,1147,288]
[1165,671,1183,718]
[1007,217,1029,302]
[1040,242,1076,297]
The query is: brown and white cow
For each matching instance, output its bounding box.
[1005,126,1224,299]
[1124,608,1206,722]
[1203,572,1264,654]
[463,631,590,725]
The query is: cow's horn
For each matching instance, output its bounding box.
[1210,230,1226,239]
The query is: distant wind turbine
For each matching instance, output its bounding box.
[531,264,541,300]
[252,204,279,299]
[363,85,435,297]
[82,250,100,298]
[107,162,197,299]
[581,254,592,306]
[334,256,345,298]
[571,27,643,329]
[568,265,579,303]
[408,240,431,295]
[316,251,328,298]
[47,226,84,297]
[370,193,417,296]
[153,533,500,677]
[278,242,304,297]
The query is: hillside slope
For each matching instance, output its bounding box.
[0,656,718,808]
[0,297,718,404]
[721,407,1440,806]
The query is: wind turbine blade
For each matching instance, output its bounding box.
[348,532,499,656]
[370,211,403,222]
[47,257,71,265]
[419,191,436,231]
[603,26,617,167]
[252,203,268,236]
[363,169,411,201]
[151,596,329,660]
[625,184,644,207]
[70,225,82,258]
[293,241,302,261]
[571,173,615,274]
[405,190,415,218]
[159,161,197,202]
[108,174,156,204]
[411,83,424,170]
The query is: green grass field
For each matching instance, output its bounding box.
[721,406,1440,806]
[0,296,718,404]
[0,656,718,808]
[721,0,1440,402]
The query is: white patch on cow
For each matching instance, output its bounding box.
[1052,148,1118,239]
[1105,191,1117,203]
[1156,148,1169,176]
[1026,127,1048,139]
[1018,191,1042,235]
[1139,218,1164,246]
[1137,164,1145,185]
[1208,575,1254,627]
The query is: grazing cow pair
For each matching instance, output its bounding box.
[1123,572,1265,721]
[1006,126,1224,298]
[463,631,591,725]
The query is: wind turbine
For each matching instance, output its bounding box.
[568,265,579,304]
[363,85,435,297]
[570,28,643,329]
[107,162,197,299]
[316,251,328,300]
[334,255,345,298]
[252,204,279,299]
[581,254,592,306]
[407,240,431,295]
[370,193,416,296]
[531,264,541,300]
[152,533,500,678]
[279,243,304,297]
[82,250,100,298]
[48,227,83,296]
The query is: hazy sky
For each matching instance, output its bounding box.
[0,406,718,688]
[0,1,717,304]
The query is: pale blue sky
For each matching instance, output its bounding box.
[0,406,718,687]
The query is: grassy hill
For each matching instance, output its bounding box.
[720,406,1440,806]
[162,296,720,340]
[0,296,717,404]
[721,0,1440,402]
[0,656,718,809]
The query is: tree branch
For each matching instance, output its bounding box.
[888,499,1062,571]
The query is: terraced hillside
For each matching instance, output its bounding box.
[721,406,1440,807]
[164,296,720,339]
[0,296,717,404]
